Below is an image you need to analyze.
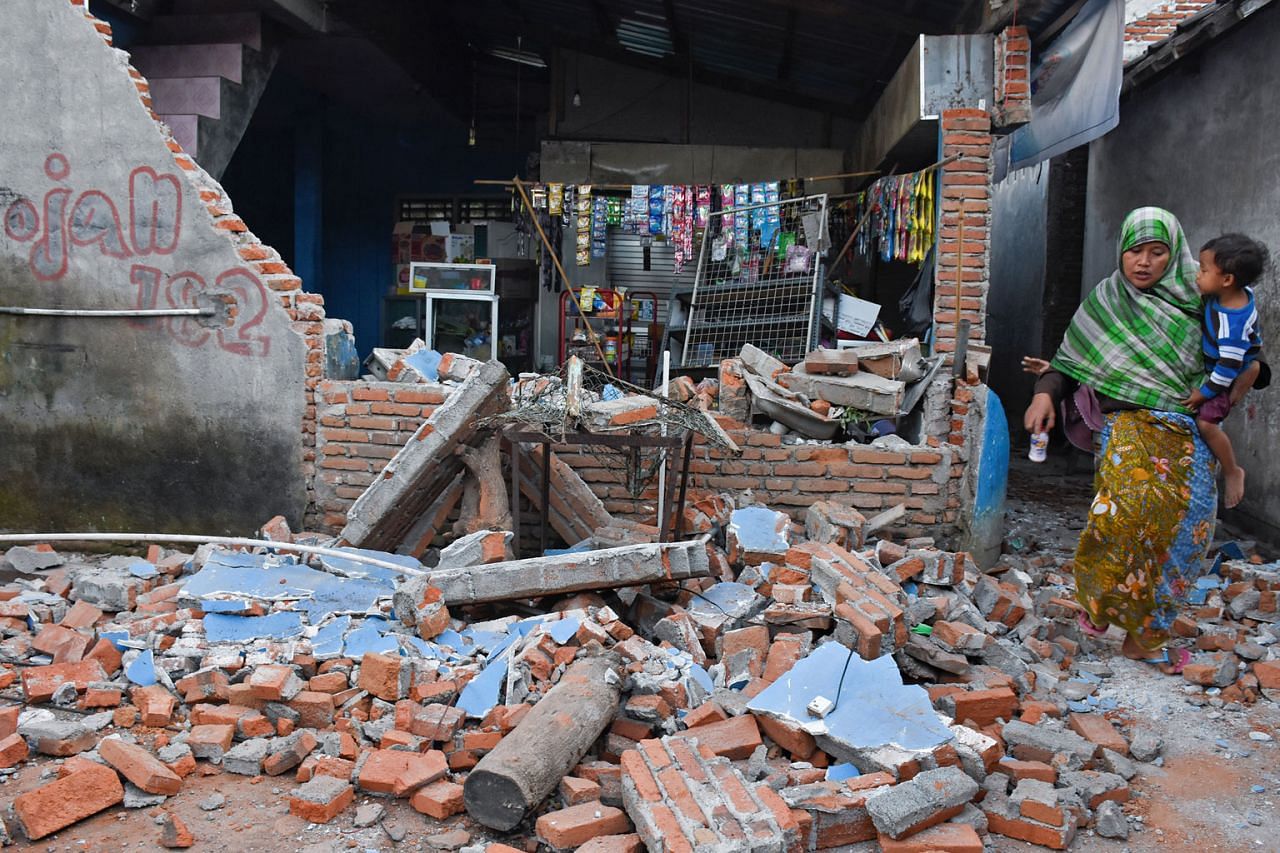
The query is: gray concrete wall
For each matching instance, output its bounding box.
[1083,4,1280,536]
[0,0,307,534]
[987,161,1049,425]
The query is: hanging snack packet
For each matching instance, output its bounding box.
[562,185,575,226]
[548,183,563,216]
[648,185,665,236]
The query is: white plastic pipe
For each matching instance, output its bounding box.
[657,350,671,529]
[0,532,427,576]
[0,307,211,317]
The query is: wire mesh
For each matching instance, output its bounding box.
[681,193,830,368]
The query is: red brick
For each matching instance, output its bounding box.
[574,835,645,853]
[1000,758,1056,783]
[288,778,354,824]
[879,823,983,852]
[21,660,107,702]
[263,731,318,776]
[99,737,182,795]
[953,688,1018,728]
[60,600,104,629]
[248,664,302,701]
[133,684,176,727]
[186,724,235,758]
[1067,713,1127,756]
[357,652,405,701]
[87,638,123,676]
[308,671,349,693]
[620,750,662,802]
[755,713,817,760]
[289,691,335,729]
[1253,660,1280,689]
[409,779,464,818]
[536,801,631,849]
[670,714,761,760]
[357,749,445,796]
[561,775,602,805]
[13,762,124,840]
[681,702,727,729]
[0,732,28,768]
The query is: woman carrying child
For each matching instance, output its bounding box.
[1021,208,1262,673]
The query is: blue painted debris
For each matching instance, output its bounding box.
[128,560,158,579]
[728,507,790,556]
[206,612,305,644]
[317,547,418,584]
[183,550,396,622]
[748,643,953,755]
[548,618,580,645]
[101,630,130,652]
[343,617,399,658]
[125,649,157,686]
[688,583,763,623]
[826,763,861,782]
[201,600,250,613]
[403,348,441,381]
[1253,785,1267,794]
[544,540,594,557]
[458,657,509,719]
[312,616,351,658]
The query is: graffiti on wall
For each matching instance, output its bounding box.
[2,153,271,357]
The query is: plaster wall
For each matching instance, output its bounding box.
[0,0,308,534]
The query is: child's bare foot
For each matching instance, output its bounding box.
[1224,466,1246,508]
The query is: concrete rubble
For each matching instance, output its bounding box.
[2,506,1274,851]
[2,357,1279,851]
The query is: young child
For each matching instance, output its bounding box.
[1181,233,1268,509]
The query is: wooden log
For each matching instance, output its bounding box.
[464,654,623,830]
[455,434,512,533]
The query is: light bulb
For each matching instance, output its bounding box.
[572,89,582,108]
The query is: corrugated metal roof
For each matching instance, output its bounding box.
[446,0,973,116]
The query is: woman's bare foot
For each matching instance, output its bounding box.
[1224,466,1246,509]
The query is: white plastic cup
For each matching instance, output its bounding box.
[1029,431,1049,463]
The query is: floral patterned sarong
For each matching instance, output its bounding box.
[1073,410,1217,650]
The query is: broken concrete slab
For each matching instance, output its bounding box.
[427,538,712,606]
[839,339,925,381]
[780,364,905,416]
[341,360,511,551]
[747,643,953,769]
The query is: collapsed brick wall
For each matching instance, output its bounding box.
[63,0,330,527]
[313,382,452,530]
[551,433,958,539]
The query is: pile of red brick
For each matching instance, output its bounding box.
[1,506,1271,851]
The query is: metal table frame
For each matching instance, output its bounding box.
[506,429,695,558]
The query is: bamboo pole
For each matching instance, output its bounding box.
[510,177,614,376]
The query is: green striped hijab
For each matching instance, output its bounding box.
[1051,207,1203,412]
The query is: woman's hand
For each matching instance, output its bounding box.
[1021,356,1052,377]
[1024,392,1056,434]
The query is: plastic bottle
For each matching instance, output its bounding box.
[1028,431,1049,463]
